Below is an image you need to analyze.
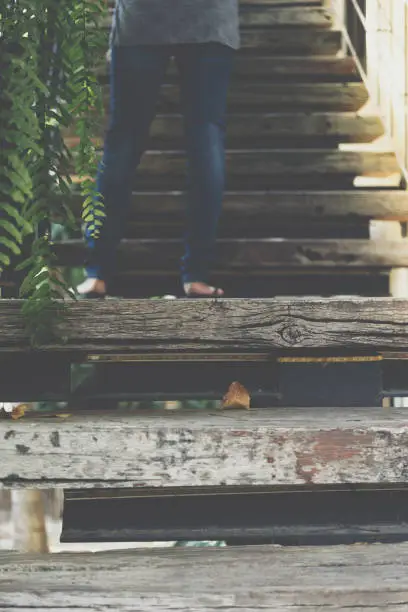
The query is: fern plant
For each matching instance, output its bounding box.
[0,0,107,345]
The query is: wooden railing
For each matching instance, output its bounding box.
[329,0,408,182]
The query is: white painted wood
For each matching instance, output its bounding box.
[1,408,408,488]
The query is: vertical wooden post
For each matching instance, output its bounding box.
[12,490,49,553]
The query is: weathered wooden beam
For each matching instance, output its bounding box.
[118,82,368,113]
[96,57,359,83]
[103,6,333,30]
[62,190,408,223]
[240,27,342,54]
[68,150,400,189]
[55,238,408,270]
[3,297,408,352]
[1,544,408,609]
[65,113,383,150]
[1,408,408,488]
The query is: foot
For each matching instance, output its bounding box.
[183,282,224,297]
[77,278,107,296]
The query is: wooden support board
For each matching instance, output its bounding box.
[3,298,408,353]
[1,544,408,610]
[1,408,408,488]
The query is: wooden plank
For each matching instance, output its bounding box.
[113,82,368,113]
[1,408,408,488]
[55,237,408,270]
[103,6,333,30]
[100,28,342,55]
[65,113,383,149]
[97,56,359,83]
[69,150,400,190]
[240,27,341,53]
[4,296,408,352]
[63,190,408,222]
[1,544,408,610]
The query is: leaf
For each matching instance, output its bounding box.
[0,220,23,243]
[11,403,32,420]
[0,236,21,255]
[221,382,251,411]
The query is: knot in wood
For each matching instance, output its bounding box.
[280,323,305,346]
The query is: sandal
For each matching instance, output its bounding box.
[183,283,224,298]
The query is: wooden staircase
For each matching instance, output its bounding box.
[59,0,408,298]
[3,2,408,606]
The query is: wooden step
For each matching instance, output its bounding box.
[104,5,334,30]
[240,27,342,54]
[1,408,408,486]
[64,191,408,224]
[65,113,384,150]
[102,82,368,113]
[2,543,408,608]
[74,150,400,190]
[1,297,408,353]
[97,56,360,83]
[55,238,408,270]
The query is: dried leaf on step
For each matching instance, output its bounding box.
[221,382,251,410]
[11,403,32,420]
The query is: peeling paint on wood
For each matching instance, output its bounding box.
[1,409,408,488]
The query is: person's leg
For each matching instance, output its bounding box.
[79,45,170,295]
[175,43,234,296]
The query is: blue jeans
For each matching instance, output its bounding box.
[85,43,234,287]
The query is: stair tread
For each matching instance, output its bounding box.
[3,541,408,606]
[2,296,408,351]
[55,238,408,270]
[64,190,408,220]
[103,5,334,29]
[105,82,369,112]
[97,56,360,82]
[1,407,408,488]
[65,112,384,148]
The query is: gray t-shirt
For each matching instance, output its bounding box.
[110,0,240,50]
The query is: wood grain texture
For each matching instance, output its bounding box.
[1,543,408,609]
[69,149,400,189]
[97,56,359,82]
[124,83,369,113]
[1,408,408,488]
[4,297,408,352]
[64,190,408,222]
[240,28,341,54]
[65,113,383,149]
[103,6,333,30]
[55,238,408,270]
